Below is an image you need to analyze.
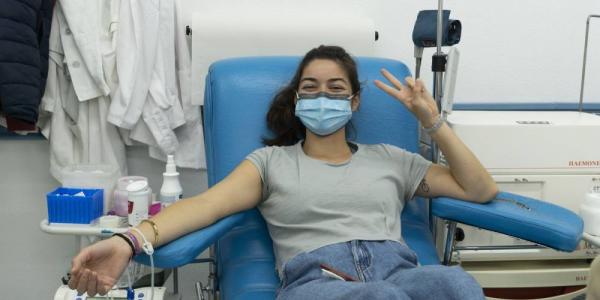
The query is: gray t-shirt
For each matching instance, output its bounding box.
[246,141,432,274]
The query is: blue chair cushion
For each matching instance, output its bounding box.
[402,197,440,265]
[204,56,426,299]
[135,212,246,268]
[431,191,583,252]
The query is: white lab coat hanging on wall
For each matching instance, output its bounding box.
[109,0,189,159]
[42,0,205,172]
[147,0,206,169]
[58,0,114,101]
[39,1,127,182]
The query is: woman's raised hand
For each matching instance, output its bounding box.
[374,68,440,128]
[68,236,132,296]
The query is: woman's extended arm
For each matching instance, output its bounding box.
[69,160,262,296]
[374,69,497,203]
[133,160,263,247]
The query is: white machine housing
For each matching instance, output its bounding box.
[442,110,600,289]
[448,111,600,176]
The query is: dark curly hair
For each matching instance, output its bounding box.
[262,45,361,146]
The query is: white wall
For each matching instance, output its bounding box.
[184,0,600,104]
[0,139,73,298]
[0,141,209,299]
[4,1,600,299]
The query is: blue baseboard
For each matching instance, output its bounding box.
[0,126,44,140]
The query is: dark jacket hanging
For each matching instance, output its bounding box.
[0,0,53,131]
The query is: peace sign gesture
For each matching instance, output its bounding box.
[374,69,440,128]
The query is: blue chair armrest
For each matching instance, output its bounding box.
[431,191,583,252]
[135,212,246,268]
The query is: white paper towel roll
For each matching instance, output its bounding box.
[191,10,376,105]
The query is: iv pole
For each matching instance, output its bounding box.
[427,0,460,265]
[431,0,445,165]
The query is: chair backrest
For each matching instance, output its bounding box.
[203,56,427,299]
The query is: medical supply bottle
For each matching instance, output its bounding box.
[113,176,147,217]
[127,181,150,226]
[160,155,183,208]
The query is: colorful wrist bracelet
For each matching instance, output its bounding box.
[124,231,142,255]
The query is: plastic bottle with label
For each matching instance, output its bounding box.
[160,155,183,208]
[113,176,148,217]
[127,180,150,226]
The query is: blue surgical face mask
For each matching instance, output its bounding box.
[294,92,354,136]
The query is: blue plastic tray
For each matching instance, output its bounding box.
[47,187,104,224]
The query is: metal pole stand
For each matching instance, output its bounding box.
[579,15,600,112]
[430,0,456,266]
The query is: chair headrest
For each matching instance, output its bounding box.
[204,56,418,184]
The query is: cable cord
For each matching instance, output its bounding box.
[131,227,155,300]
[99,229,155,300]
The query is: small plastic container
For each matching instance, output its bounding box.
[47,187,104,224]
[113,176,148,217]
[60,164,119,214]
[127,181,151,226]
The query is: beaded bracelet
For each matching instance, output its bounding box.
[423,115,445,134]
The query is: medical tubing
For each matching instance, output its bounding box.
[127,263,132,289]
[104,235,136,299]
[149,252,154,300]
[125,262,133,300]
[130,227,155,300]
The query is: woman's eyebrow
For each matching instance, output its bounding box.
[299,77,318,83]
[299,77,348,84]
[328,78,348,84]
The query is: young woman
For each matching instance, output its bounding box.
[68,45,497,299]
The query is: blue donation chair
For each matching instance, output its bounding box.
[137,57,583,300]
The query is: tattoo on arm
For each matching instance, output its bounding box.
[419,178,430,193]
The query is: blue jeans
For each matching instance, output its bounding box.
[277,240,485,300]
